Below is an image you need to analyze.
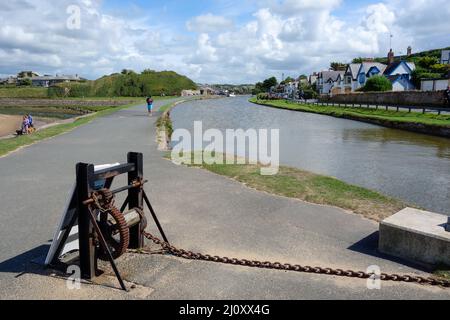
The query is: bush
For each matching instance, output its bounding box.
[257,93,269,100]
[361,75,392,92]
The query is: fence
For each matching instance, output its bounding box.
[289,99,450,115]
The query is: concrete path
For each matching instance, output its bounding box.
[0,100,449,299]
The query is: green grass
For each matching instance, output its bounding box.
[434,269,450,281]
[0,101,140,157]
[250,98,450,127]
[167,151,406,221]
[0,105,114,119]
[0,87,49,98]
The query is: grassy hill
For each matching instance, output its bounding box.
[52,70,197,98]
[0,70,197,98]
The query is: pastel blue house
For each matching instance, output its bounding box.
[383,61,416,91]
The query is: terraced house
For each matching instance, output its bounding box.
[316,70,345,95]
[342,62,387,93]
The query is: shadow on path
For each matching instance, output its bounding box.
[348,231,432,272]
[0,244,50,277]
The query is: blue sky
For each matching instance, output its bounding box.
[0,0,449,83]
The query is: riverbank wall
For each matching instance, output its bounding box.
[251,99,450,138]
[321,91,448,107]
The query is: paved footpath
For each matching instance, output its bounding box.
[0,100,449,299]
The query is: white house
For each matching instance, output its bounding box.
[283,80,299,97]
[308,73,318,86]
[346,62,387,92]
[31,74,81,87]
[317,70,344,95]
[441,50,450,64]
[339,62,387,93]
[383,61,416,91]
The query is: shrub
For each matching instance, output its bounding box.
[257,93,270,100]
[361,75,392,92]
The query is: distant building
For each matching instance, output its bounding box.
[199,86,215,95]
[283,80,299,97]
[0,76,17,85]
[17,71,39,79]
[317,70,344,95]
[30,74,82,87]
[441,50,450,64]
[181,89,201,96]
[308,73,318,86]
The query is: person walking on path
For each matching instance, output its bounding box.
[146,96,154,116]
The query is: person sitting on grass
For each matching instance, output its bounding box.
[21,115,30,135]
[27,114,33,128]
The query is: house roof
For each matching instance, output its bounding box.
[319,70,344,83]
[384,61,415,76]
[360,62,387,76]
[346,64,361,80]
[27,74,81,82]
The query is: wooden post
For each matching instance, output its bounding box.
[76,163,97,280]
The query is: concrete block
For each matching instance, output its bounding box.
[379,208,450,267]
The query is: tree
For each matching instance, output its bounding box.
[280,76,295,85]
[121,69,136,75]
[298,82,318,99]
[417,57,439,69]
[361,75,392,92]
[19,78,32,86]
[141,69,156,74]
[330,62,347,71]
[262,77,278,91]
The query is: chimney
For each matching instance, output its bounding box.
[407,46,412,57]
[388,49,395,65]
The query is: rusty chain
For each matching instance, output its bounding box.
[141,230,450,288]
[85,190,450,289]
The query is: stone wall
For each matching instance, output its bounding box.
[0,98,137,107]
[321,91,448,107]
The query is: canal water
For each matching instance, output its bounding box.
[171,96,450,214]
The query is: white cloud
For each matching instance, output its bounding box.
[187,14,234,33]
[0,0,449,83]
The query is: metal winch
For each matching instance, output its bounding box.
[45,152,169,291]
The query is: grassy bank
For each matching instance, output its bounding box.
[169,152,406,222]
[0,105,113,119]
[0,87,48,98]
[250,98,450,129]
[0,101,140,157]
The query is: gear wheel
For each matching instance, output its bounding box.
[97,206,130,261]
